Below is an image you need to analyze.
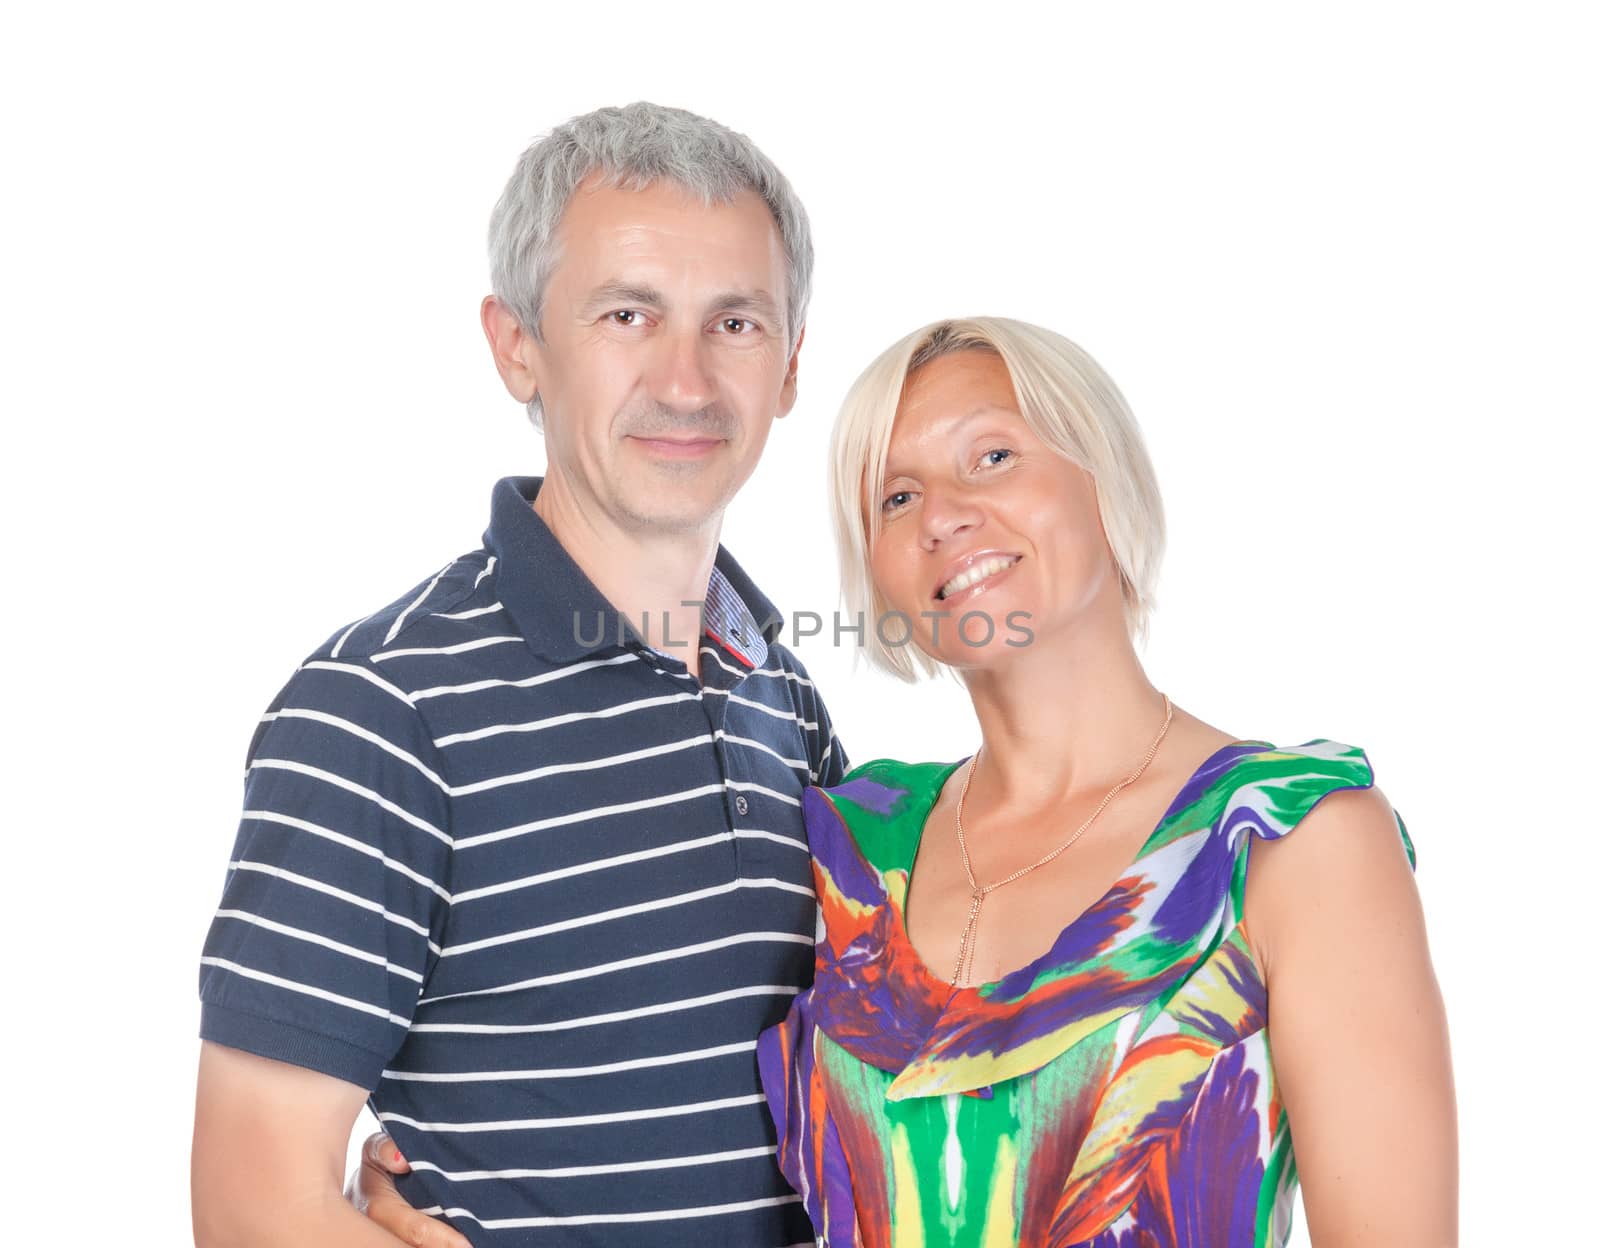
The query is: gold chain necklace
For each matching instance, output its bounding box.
[949,693,1174,988]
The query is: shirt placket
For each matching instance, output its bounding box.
[629,635,752,882]
[698,639,756,879]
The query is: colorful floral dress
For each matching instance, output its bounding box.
[757,739,1414,1247]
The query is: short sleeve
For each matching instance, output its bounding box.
[1227,739,1414,869]
[198,657,453,1089]
[788,652,849,787]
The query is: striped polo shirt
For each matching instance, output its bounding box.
[199,475,846,1247]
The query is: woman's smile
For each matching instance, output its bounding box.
[933,551,1023,604]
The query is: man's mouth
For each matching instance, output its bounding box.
[628,434,724,458]
[935,554,1022,602]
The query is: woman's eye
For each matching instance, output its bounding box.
[979,448,1014,468]
[882,490,914,513]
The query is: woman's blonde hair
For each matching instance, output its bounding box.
[829,317,1165,681]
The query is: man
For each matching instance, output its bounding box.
[192,102,844,1247]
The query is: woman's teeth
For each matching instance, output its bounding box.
[937,555,1018,600]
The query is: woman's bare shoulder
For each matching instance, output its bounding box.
[1244,783,1420,978]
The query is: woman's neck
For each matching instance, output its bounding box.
[961,608,1166,809]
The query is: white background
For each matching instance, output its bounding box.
[4,2,1596,1242]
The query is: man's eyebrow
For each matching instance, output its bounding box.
[576,283,784,328]
[578,281,666,316]
[708,289,783,325]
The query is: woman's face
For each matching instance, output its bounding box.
[868,349,1121,670]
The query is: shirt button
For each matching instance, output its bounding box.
[734,795,750,816]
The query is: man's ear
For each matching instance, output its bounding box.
[776,325,805,419]
[481,296,540,405]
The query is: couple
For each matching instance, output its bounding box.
[191,103,1456,1247]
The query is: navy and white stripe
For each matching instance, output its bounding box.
[200,476,846,1247]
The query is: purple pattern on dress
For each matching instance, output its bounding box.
[817,1104,859,1247]
[1149,826,1235,946]
[826,774,909,817]
[1050,1060,1216,1246]
[803,788,889,910]
[810,902,953,1070]
[917,959,1194,1069]
[1164,742,1267,825]
[1170,939,1267,1047]
[757,987,860,1246]
[1164,1042,1267,1247]
[1073,1185,1167,1248]
[1220,802,1271,848]
[988,877,1153,1002]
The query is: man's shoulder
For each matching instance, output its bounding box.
[754,641,847,779]
[758,638,809,676]
[303,546,501,669]
[756,640,831,704]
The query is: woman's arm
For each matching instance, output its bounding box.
[347,1132,470,1248]
[1244,786,1458,1248]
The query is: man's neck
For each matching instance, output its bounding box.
[532,474,718,679]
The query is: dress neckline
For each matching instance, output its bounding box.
[889,738,1267,997]
[791,738,1379,1099]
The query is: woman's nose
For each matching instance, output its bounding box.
[919,487,983,549]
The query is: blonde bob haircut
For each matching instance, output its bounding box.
[829,317,1165,682]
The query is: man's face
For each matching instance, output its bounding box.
[525,176,800,536]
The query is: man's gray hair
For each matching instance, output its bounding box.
[488,102,814,428]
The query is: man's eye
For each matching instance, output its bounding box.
[718,318,754,334]
[608,310,642,326]
[882,490,914,513]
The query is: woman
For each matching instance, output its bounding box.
[755,318,1456,1246]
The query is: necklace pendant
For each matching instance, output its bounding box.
[953,891,986,988]
[949,695,1175,989]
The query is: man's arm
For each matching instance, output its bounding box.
[193,1044,408,1247]
[194,649,456,1245]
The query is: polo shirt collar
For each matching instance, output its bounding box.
[485,476,782,667]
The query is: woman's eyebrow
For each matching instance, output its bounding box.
[882,404,1021,476]
[953,402,1018,426]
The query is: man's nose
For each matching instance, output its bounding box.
[919,486,984,550]
[646,326,716,414]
